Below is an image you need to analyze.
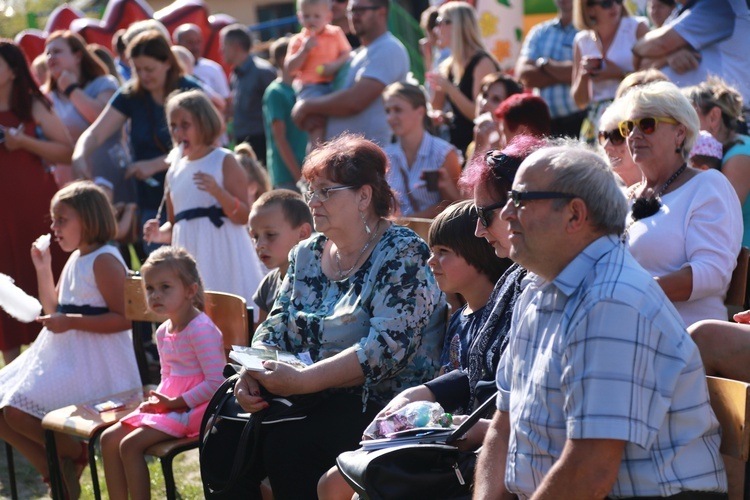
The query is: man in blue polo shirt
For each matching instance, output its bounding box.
[515,0,584,138]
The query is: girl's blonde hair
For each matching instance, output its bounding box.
[141,246,205,311]
[165,89,223,147]
[51,181,116,245]
[235,142,270,196]
[438,2,496,83]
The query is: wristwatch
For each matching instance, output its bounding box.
[536,57,549,71]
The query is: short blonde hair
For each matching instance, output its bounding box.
[165,89,222,147]
[620,81,700,160]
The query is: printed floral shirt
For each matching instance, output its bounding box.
[253,224,446,406]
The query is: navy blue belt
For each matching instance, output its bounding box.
[174,206,225,228]
[56,304,109,315]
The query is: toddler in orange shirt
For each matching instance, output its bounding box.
[285,0,352,148]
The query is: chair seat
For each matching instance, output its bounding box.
[145,436,198,458]
[41,386,154,439]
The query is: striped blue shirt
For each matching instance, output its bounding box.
[497,235,726,498]
[519,18,579,119]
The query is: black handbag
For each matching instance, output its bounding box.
[335,393,497,500]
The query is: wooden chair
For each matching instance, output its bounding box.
[706,375,750,498]
[395,216,433,243]
[42,275,252,500]
[725,247,750,310]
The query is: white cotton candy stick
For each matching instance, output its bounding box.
[33,233,51,252]
[0,273,43,323]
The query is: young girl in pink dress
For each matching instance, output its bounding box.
[100,246,225,500]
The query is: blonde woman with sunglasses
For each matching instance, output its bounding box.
[597,97,641,187]
[620,81,742,326]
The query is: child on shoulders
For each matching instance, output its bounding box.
[286,0,352,149]
[249,189,314,323]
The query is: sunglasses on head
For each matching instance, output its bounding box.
[617,116,679,137]
[598,128,625,146]
[587,0,623,8]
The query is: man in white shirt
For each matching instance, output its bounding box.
[173,24,231,102]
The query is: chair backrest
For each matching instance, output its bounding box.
[396,216,433,243]
[725,247,750,308]
[124,275,251,362]
[706,375,750,462]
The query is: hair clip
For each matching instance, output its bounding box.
[485,150,521,183]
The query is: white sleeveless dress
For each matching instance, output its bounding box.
[0,245,142,419]
[168,148,266,321]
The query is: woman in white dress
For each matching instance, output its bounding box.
[143,90,266,320]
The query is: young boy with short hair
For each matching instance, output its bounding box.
[263,37,309,192]
[426,200,509,377]
[249,189,314,323]
[285,0,352,148]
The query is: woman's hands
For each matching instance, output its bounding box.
[581,56,625,81]
[425,72,454,98]
[1,124,26,152]
[248,361,308,397]
[234,369,270,413]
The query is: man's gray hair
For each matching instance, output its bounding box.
[532,141,627,235]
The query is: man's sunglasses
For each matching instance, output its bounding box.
[587,0,623,8]
[618,117,679,137]
[597,128,625,146]
[507,190,576,208]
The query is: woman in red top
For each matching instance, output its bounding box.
[0,40,71,362]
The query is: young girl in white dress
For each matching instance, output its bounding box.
[100,246,225,500]
[143,89,266,321]
[0,181,142,498]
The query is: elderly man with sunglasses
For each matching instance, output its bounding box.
[474,141,728,500]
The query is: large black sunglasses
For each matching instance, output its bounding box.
[598,128,625,146]
[476,201,507,228]
[507,190,576,208]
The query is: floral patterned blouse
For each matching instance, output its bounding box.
[253,224,447,407]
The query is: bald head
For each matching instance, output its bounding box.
[174,23,204,60]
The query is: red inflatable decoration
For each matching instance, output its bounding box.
[13,0,236,73]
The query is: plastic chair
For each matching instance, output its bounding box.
[41,275,252,499]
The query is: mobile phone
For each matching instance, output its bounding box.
[94,399,125,412]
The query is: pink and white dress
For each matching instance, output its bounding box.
[121,312,225,437]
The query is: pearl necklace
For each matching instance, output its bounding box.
[335,220,382,280]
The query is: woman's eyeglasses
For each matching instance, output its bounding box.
[304,185,353,203]
[597,128,625,146]
[618,117,679,137]
[586,0,623,8]
[476,201,506,228]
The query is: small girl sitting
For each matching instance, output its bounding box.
[0,181,142,498]
[100,246,226,500]
[143,89,267,320]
